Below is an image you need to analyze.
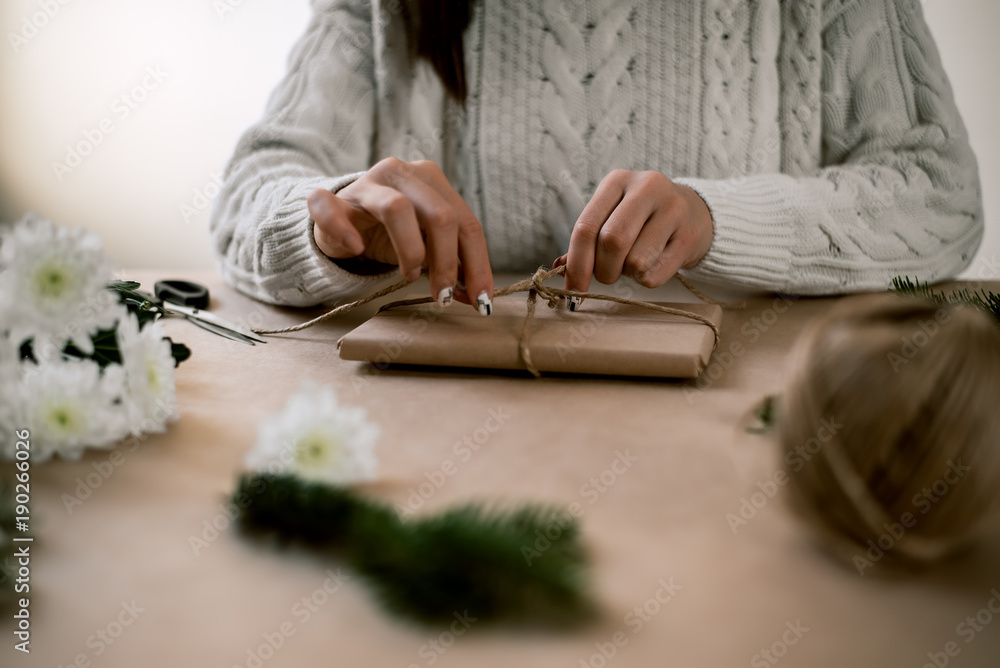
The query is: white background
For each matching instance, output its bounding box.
[0,0,997,277]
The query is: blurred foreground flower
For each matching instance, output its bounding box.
[0,213,119,354]
[0,214,189,463]
[246,381,379,484]
[16,358,129,461]
[117,312,179,433]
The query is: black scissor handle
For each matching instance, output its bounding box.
[154,280,210,310]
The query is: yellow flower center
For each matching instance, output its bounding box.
[294,429,342,470]
[31,261,73,302]
[146,358,160,393]
[43,401,85,436]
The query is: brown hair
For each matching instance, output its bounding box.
[778,295,1000,572]
[403,0,477,103]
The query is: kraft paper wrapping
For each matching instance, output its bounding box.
[338,298,723,378]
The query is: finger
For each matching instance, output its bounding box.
[456,215,494,315]
[450,264,491,310]
[565,171,628,293]
[389,176,461,305]
[341,182,426,281]
[592,192,654,285]
[622,210,677,287]
[307,189,365,258]
[633,232,690,289]
[410,161,493,314]
[356,225,399,266]
[553,254,567,269]
[453,264,470,305]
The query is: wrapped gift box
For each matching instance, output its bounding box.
[338,296,723,378]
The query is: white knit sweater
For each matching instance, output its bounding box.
[209,0,982,307]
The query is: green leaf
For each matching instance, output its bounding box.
[63,326,121,368]
[107,280,152,308]
[169,339,191,367]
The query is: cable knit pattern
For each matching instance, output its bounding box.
[677,0,981,292]
[532,0,638,256]
[777,0,823,176]
[699,0,754,178]
[210,0,982,305]
[580,1,637,189]
[536,0,589,257]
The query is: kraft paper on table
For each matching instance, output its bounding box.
[10,272,1000,668]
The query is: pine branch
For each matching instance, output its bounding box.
[233,474,595,627]
[234,473,391,546]
[890,276,1000,324]
[747,394,778,434]
[356,503,590,625]
[890,276,944,303]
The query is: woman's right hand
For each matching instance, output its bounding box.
[308,157,494,314]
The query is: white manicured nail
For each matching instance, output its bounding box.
[568,296,583,312]
[437,286,453,307]
[476,291,492,316]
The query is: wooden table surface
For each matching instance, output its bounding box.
[6,271,999,668]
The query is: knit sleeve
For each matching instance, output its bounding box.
[675,0,982,295]
[209,0,395,307]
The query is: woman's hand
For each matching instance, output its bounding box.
[557,170,714,300]
[308,157,494,313]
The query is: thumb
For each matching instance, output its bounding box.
[308,189,365,258]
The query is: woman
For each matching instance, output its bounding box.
[209,0,982,313]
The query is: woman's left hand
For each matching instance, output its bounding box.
[557,170,714,293]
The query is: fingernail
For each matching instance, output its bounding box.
[476,291,492,316]
[437,286,453,307]
[568,296,583,312]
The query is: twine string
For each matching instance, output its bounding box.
[255,266,736,376]
[253,277,415,335]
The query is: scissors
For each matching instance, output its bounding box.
[144,280,266,346]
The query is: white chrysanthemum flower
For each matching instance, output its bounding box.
[116,312,178,434]
[0,334,22,460]
[17,358,129,462]
[0,331,18,386]
[246,381,379,484]
[0,213,119,354]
